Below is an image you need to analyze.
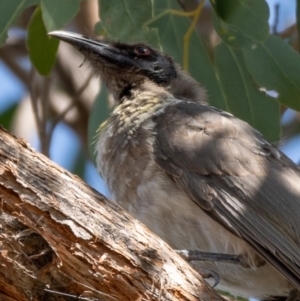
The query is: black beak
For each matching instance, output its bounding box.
[48,31,132,67]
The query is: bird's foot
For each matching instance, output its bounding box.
[175,250,224,288]
[175,249,249,267]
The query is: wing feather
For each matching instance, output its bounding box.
[154,101,300,289]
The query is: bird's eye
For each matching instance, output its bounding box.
[134,46,151,56]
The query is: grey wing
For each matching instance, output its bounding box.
[153,101,300,289]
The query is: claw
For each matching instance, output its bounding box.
[196,266,220,288]
[175,249,224,288]
[210,270,220,288]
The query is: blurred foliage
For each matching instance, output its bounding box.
[212,0,270,43]
[96,0,159,46]
[0,0,39,44]
[151,0,227,110]
[0,0,300,183]
[41,0,82,31]
[0,103,18,130]
[215,42,280,141]
[27,6,59,75]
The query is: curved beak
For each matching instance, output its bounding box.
[48,31,131,67]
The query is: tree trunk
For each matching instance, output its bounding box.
[0,126,224,301]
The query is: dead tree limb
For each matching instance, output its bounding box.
[0,126,224,301]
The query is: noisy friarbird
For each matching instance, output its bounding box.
[49,31,300,299]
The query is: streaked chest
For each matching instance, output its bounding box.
[95,94,179,205]
[96,116,157,204]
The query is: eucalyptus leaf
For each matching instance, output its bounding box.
[243,35,300,111]
[41,0,82,32]
[97,0,159,47]
[297,0,300,51]
[0,0,39,45]
[27,6,59,76]
[215,42,280,142]
[0,103,18,130]
[73,149,86,179]
[211,0,269,42]
[152,0,226,109]
[213,12,253,49]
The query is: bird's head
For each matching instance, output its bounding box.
[49,31,206,103]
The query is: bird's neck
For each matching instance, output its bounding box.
[109,82,179,134]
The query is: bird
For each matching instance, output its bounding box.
[49,31,300,299]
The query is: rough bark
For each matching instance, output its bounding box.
[0,126,224,301]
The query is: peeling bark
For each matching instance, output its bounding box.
[0,126,224,301]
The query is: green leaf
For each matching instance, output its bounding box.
[41,0,82,32]
[243,35,300,111]
[297,0,300,52]
[0,0,39,46]
[217,290,248,301]
[211,0,269,42]
[213,6,300,112]
[72,149,86,179]
[151,0,226,110]
[0,103,18,130]
[215,42,280,142]
[27,6,59,76]
[94,21,106,36]
[88,83,112,162]
[97,0,159,47]
[213,12,252,49]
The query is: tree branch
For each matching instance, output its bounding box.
[0,126,224,301]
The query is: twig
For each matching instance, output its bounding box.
[28,67,52,157]
[0,47,29,87]
[44,72,94,153]
[272,3,280,35]
[183,0,205,70]
[144,0,205,71]
[40,76,51,156]
[51,72,94,130]
[144,9,195,27]
[29,67,42,136]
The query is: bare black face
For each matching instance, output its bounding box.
[49,31,177,98]
[109,42,177,85]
